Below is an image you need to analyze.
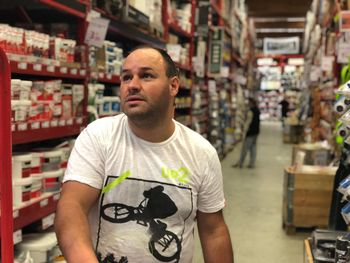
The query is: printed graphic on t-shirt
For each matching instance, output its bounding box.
[96,174,193,263]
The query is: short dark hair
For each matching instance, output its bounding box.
[128,45,179,78]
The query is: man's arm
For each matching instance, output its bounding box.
[54,181,101,263]
[197,210,234,263]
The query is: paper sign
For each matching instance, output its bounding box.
[340,11,350,32]
[84,17,110,48]
[208,80,216,94]
[310,66,321,82]
[321,56,334,72]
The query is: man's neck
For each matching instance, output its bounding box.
[127,117,175,143]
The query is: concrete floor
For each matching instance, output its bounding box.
[193,121,309,263]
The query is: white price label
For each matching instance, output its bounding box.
[84,17,110,47]
[13,229,22,245]
[18,62,27,70]
[53,193,60,201]
[33,64,42,71]
[67,119,73,125]
[13,210,19,218]
[41,121,50,128]
[11,124,16,132]
[70,68,78,75]
[60,67,68,74]
[59,120,66,126]
[76,117,83,124]
[47,65,55,73]
[106,74,112,80]
[31,122,40,130]
[18,123,28,131]
[50,120,58,127]
[40,199,49,207]
[99,72,104,79]
[80,69,86,76]
[42,213,55,230]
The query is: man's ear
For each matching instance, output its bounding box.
[169,76,180,97]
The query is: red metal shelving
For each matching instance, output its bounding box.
[169,22,193,38]
[10,60,87,79]
[13,117,86,145]
[12,193,60,233]
[39,0,87,18]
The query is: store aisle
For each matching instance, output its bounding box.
[193,121,309,263]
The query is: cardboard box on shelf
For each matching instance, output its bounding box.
[292,142,331,166]
[283,165,337,234]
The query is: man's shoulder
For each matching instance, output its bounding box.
[175,121,216,151]
[85,114,125,134]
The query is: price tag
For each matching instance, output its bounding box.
[31,122,40,130]
[51,120,58,127]
[80,69,86,76]
[47,65,55,73]
[40,199,49,207]
[99,72,104,79]
[41,121,50,128]
[33,64,42,71]
[42,213,55,230]
[53,193,60,201]
[76,117,83,124]
[11,123,16,132]
[18,62,27,70]
[66,119,73,125]
[106,74,112,80]
[13,210,19,218]
[60,67,68,74]
[70,68,78,75]
[59,120,66,126]
[18,123,28,131]
[13,229,22,245]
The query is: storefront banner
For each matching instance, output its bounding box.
[263,37,300,55]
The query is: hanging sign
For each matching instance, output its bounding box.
[263,37,300,55]
[84,17,110,48]
[208,27,224,76]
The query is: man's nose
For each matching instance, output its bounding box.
[128,75,141,90]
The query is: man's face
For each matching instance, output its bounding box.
[120,48,177,121]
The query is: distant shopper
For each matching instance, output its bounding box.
[55,45,233,263]
[279,95,289,127]
[233,98,260,168]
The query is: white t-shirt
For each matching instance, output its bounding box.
[63,114,225,263]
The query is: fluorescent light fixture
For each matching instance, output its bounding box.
[253,17,306,23]
[256,28,305,33]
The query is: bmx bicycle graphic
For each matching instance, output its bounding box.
[101,185,181,262]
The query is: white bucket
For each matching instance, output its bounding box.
[17,232,57,263]
[12,153,32,179]
[13,177,33,206]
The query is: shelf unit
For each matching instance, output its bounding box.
[0,1,254,260]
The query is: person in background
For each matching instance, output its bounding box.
[232,98,261,169]
[279,94,289,127]
[54,45,234,263]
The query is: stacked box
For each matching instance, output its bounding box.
[283,165,337,232]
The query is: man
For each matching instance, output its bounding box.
[233,98,260,168]
[55,46,233,263]
[279,95,289,127]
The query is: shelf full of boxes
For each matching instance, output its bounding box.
[0,0,254,260]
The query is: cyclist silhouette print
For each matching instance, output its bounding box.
[96,176,193,263]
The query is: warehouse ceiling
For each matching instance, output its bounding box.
[246,0,313,40]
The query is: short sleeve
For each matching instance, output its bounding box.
[197,151,225,213]
[63,125,105,189]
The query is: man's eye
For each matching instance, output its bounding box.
[122,75,131,82]
[142,73,153,79]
